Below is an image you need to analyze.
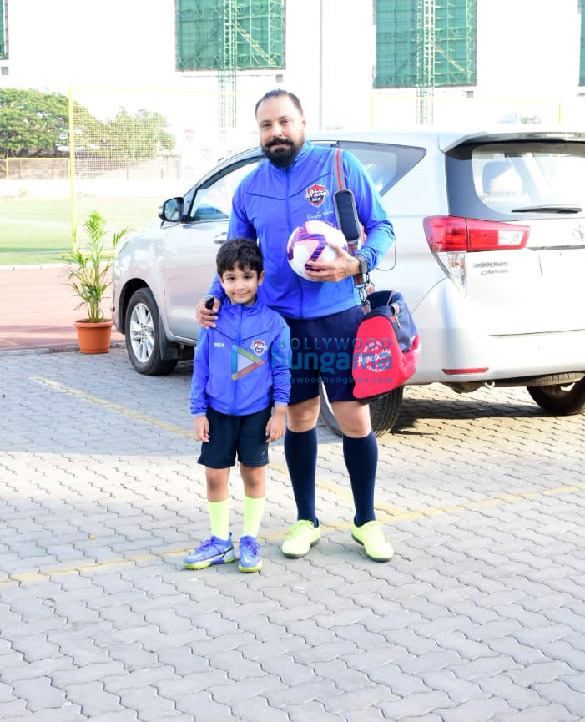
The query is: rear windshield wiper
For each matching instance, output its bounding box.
[512,204,583,214]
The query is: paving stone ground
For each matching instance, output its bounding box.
[1,347,585,721]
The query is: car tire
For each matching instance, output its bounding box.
[124,288,178,376]
[527,378,585,415]
[319,381,404,437]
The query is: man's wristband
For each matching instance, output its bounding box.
[353,253,368,276]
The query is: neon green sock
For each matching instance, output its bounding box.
[243,496,265,537]
[208,498,230,540]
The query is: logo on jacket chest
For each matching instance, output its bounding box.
[305,183,329,207]
[251,340,268,356]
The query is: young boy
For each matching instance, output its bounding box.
[184,238,290,573]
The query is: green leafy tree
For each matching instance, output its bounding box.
[0,88,174,161]
[0,88,69,157]
[100,108,175,160]
[0,88,101,157]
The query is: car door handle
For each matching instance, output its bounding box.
[214,232,228,244]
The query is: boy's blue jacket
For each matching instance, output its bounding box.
[209,142,395,320]
[190,297,290,417]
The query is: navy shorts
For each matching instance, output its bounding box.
[198,406,272,469]
[284,305,364,405]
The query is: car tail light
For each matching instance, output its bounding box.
[423,216,530,252]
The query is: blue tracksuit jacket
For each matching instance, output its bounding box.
[190,297,290,417]
[209,142,395,320]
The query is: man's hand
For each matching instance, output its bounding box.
[194,415,210,442]
[196,296,220,328]
[265,406,286,442]
[303,243,360,282]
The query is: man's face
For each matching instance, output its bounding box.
[256,95,306,168]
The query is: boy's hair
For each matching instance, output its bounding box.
[216,238,264,277]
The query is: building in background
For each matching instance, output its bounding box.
[2,0,585,241]
[0,0,584,132]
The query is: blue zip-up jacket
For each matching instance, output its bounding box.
[190,297,290,417]
[209,142,395,320]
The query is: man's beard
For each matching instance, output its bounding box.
[262,136,304,168]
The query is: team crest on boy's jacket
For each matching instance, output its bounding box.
[305,184,329,207]
[251,340,268,356]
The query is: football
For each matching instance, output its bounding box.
[286,220,348,280]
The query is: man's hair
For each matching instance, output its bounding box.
[254,89,303,117]
[216,238,263,277]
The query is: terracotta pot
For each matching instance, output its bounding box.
[74,319,113,354]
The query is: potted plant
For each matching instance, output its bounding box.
[66,210,129,354]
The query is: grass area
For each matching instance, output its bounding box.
[0,196,163,265]
[0,198,72,265]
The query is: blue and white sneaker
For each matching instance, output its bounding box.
[238,535,262,573]
[183,534,235,569]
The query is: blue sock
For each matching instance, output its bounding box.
[284,428,318,524]
[343,432,378,527]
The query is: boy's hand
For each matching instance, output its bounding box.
[194,415,209,442]
[265,406,286,442]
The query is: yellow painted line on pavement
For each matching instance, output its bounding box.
[31,377,401,512]
[1,551,184,586]
[2,478,585,586]
[16,376,584,586]
[31,376,194,439]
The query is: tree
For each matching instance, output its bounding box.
[0,88,103,158]
[0,88,70,157]
[99,108,175,160]
[0,88,175,160]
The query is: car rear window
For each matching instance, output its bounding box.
[339,142,426,196]
[446,140,585,221]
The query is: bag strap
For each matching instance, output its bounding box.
[334,147,346,191]
[333,148,372,311]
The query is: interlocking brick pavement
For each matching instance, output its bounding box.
[1,346,585,720]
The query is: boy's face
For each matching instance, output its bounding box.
[219,263,264,306]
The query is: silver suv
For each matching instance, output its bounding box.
[113,127,585,434]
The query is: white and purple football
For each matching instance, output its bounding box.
[286,220,348,280]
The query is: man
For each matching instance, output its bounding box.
[197,89,396,562]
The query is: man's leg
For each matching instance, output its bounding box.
[285,396,320,521]
[331,400,375,525]
[332,400,393,562]
[282,396,321,558]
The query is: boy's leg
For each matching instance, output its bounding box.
[183,409,237,569]
[183,467,235,569]
[237,408,271,572]
[206,467,231,539]
[239,465,265,572]
[240,464,266,538]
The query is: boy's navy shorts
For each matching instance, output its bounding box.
[198,406,272,469]
[284,305,364,406]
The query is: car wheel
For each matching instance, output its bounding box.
[319,381,404,437]
[527,378,585,415]
[124,288,178,376]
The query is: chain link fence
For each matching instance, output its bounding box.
[3,87,585,263]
